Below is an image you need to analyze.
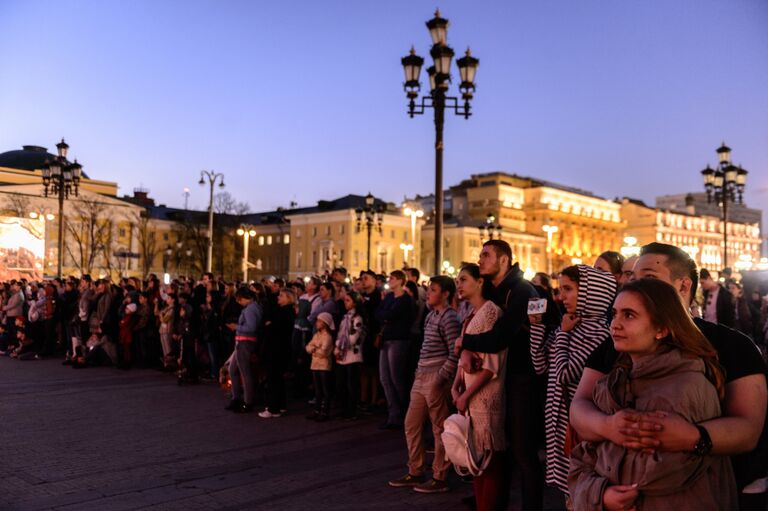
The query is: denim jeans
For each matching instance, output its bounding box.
[230,341,257,405]
[379,340,409,425]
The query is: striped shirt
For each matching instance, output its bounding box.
[417,307,461,382]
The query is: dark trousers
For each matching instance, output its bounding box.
[504,374,544,511]
[266,362,287,414]
[180,335,198,379]
[291,329,312,397]
[474,451,509,511]
[336,362,361,416]
[312,370,331,412]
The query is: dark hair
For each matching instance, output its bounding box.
[332,267,348,277]
[389,270,406,285]
[405,267,420,281]
[429,275,456,302]
[483,239,512,264]
[597,251,625,276]
[458,263,493,300]
[560,265,580,284]
[533,272,552,292]
[700,268,712,280]
[320,282,335,296]
[235,287,254,300]
[617,279,725,400]
[405,280,420,300]
[640,243,696,282]
[359,269,376,278]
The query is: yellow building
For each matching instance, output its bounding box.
[286,195,418,279]
[621,198,762,271]
[415,172,625,274]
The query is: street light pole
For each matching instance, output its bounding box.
[199,170,225,274]
[399,243,413,266]
[403,205,424,267]
[701,143,748,272]
[402,10,479,276]
[356,193,383,271]
[542,224,559,275]
[41,139,82,278]
[236,224,257,282]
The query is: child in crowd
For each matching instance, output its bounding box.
[334,291,366,420]
[306,312,334,422]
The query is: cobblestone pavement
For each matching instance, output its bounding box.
[0,358,564,511]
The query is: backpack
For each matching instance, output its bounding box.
[441,412,493,476]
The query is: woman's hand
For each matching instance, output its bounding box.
[561,313,581,332]
[602,484,638,511]
[455,393,469,414]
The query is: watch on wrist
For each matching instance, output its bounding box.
[692,424,713,456]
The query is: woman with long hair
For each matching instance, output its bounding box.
[452,263,507,511]
[529,265,616,504]
[569,278,736,511]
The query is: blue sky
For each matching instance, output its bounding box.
[1,0,766,223]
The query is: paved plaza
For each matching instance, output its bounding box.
[0,359,563,511]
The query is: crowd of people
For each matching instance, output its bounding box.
[1,240,767,511]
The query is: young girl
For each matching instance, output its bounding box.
[452,263,506,511]
[157,294,176,371]
[569,278,736,511]
[529,264,616,503]
[305,312,334,422]
[334,291,366,420]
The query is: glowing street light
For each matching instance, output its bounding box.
[236,224,257,282]
[542,224,559,274]
[403,205,424,266]
[399,243,414,265]
[620,235,641,258]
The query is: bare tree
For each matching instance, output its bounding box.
[214,191,250,216]
[134,211,158,277]
[214,192,251,280]
[2,194,31,217]
[64,197,114,275]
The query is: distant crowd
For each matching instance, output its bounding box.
[1,240,766,511]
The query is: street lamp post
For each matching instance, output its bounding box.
[403,205,424,267]
[198,170,225,274]
[355,193,383,271]
[162,246,172,275]
[236,224,257,282]
[542,224,559,274]
[399,243,413,266]
[478,213,502,242]
[701,143,748,271]
[41,139,82,278]
[401,9,479,275]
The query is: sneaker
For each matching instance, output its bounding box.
[388,473,424,488]
[258,410,282,419]
[414,478,449,494]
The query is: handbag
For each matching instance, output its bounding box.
[441,411,493,476]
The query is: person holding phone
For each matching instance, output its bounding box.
[529,265,616,506]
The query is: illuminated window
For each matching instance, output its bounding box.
[258,236,264,246]
[267,235,272,245]
[283,234,290,244]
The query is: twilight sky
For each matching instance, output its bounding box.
[1,0,766,224]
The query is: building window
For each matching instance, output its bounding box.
[296,251,303,268]
[354,250,360,267]
[312,251,317,268]
[403,231,408,242]
[325,225,331,236]
[312,227,317,237]
[391,229,395,239]
[267,235,273,245]
[119,228,126,237]
[163,233,169,241]
[296,229,301,238]
[258,236,265,246]
[283,234,290,244]
[339,225,345,235]
[339,249,345,264]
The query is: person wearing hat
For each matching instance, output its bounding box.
[305,311,335,422]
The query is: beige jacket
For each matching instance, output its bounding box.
[306,331,333,371]
[569,348,737,511]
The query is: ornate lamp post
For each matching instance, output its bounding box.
[162,245,172,275]
[402,10,479,275]
[478,213,502,242]
[355,192,383,270]
[198,170,225,273]
[701,143,748,271]
[542,224,559,274]
[41,139,82,278]
[403,205,424,267]
[236,224,257,282]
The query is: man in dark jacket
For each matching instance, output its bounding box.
[458,240,544,511]
[700,268,735,327]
